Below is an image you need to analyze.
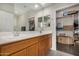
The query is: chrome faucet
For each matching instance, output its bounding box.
[13,26,20,36]
[14,31,19,36]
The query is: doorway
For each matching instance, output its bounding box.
[56,4,79,56]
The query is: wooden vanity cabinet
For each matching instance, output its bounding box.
[0,34,52,56]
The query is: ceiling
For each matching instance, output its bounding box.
[14,3,55,15]
[0,3,76,15]
[0,3,56,15]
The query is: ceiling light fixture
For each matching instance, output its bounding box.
[34,4,39,8]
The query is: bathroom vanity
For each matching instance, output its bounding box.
[0,31,52,56]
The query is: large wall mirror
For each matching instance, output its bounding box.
[0,3,52,33]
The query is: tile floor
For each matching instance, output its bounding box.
[57,43,79,56]
[47,50,73,56]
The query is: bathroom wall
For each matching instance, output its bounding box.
[0,3,14,13]
[0,3,15,32]
[0,10,14,32]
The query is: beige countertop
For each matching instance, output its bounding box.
[0,31,52,45]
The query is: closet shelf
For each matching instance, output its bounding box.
[56,14,74,19]
[56,11,79,20]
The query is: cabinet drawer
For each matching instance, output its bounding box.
[26,43,38,56]
[26,37,38,46]
[0,40,27,56]
[39,34,49,41]
[10,49,26,56]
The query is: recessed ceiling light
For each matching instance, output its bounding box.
[34,4,39,8]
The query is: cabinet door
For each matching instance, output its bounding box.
[38,35,52,56]
[26,43,38,56]
[44,39,49,55]
[48,35,52,48]
[10,49,26,56]
[38,40,45,56]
